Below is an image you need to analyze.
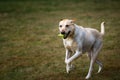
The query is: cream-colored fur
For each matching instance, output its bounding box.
[59,19,105,79]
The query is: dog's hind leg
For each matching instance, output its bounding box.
[87,53,103,74]
[86,41,103,79]
[86,54,96,79]
[96,59,103,73]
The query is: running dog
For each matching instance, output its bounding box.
[58,19,105,79]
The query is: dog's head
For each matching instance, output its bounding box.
[59,19,75,39]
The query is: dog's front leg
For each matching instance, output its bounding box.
[65,49,72,73]
[65,50,82,67]
[65,49,71,63]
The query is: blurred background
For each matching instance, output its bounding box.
[0,0,120,80]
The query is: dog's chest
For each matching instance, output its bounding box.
[63,39,77,51]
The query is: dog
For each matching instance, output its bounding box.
[58,19,105,79]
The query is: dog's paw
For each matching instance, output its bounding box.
[66,67,70,73]
[66,65,70,73]
[66,64,75,73]
[85,75,91,80]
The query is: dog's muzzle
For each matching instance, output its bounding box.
[61,31,71,39]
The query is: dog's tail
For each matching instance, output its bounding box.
[100,22,105,36]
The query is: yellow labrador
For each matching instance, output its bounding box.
[58,19,105,79]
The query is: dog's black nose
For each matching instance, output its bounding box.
[61,31,65,34]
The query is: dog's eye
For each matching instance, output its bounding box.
[66,25,69,27]
[59,25,62,27]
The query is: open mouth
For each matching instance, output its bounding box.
[63,31,71,39]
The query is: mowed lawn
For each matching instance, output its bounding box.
[0,0,120,80]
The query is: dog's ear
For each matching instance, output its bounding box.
[70,19,76,24]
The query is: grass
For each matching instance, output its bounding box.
[0,0,120,80]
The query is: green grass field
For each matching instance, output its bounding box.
[0,0,120,80]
